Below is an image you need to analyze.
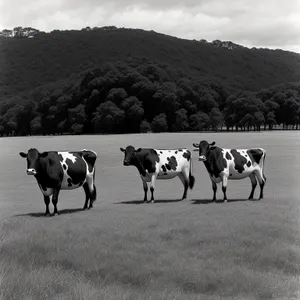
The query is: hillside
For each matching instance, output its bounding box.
[1,27,300,102]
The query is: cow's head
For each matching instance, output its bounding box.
[19,148,48,175]
[120,146,141,166]
[193,140,215,161]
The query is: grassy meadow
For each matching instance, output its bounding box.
[0,132,300,300]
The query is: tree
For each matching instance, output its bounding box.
[121,96,144,132]
[68,104,86,133]
[173,108,189,131]
[140,120,151,133]
[151,113,168,132]
[209,107,224,131]
[92,101,125,133]
[70,123,84,134]
[106,88,127,104]
[189,111,209,131]
[263,100,279,129]
[30,116,42,135]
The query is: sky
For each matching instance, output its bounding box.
[0,0,300,53]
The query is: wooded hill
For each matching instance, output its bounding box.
[0,26,300,135]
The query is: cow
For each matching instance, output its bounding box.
[120,146,195,202]
[19,148,97,216]
[192,140,266,202]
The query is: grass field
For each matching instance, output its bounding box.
[0,132,300,300]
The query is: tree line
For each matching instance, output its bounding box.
[0,59,299,136]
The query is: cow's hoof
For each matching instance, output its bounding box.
[224,199,228,203]
[44,213,50,217]
[53,212,59,216]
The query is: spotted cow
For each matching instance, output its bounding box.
[19,148,97,216]
[192,140,266,202]
[120,146,195,202]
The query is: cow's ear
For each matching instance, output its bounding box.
[19,152,27,158]
[192,143,199,148]
[40,152,48,158]
[136,148,142,153]
[210,141,216,146]
[120,147,125,152]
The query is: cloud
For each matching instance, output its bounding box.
[0,0,299,53]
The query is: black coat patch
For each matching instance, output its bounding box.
[67,178,73,187]
[133,149,159,176]
[63,164,67,170]
[246,161,251,167]
[203,147,226,178]
[230,149,247,173]
[165,156,178,171]
[247,149,263,164]
[225,152,231,160]
[161,165,167,172]
[182,150,191,161]
[34,153,64,189]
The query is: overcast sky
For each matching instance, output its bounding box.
[0,0,300,53]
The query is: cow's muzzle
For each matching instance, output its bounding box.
[26,169,37,175]
[198,155,206,161]
[123,161,130,166]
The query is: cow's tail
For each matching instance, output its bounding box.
[189,158,195,189]
[261,149,267,184]
[91,165,97,203]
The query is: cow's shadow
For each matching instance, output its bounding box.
[115,199,184,205]
[190,198,251,204]
[15,207,86,218]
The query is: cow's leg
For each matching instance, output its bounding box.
[82,182,90,210]
[149,174,157,203]
[88,184,97,208]
[52,187,61,215]
[255,170,266,200]
[221,175,228,202]
[211,180,217,202]
[178,173,189,200]
[85,172,96,209]
[248,173,257,200]
[43,195,50,216]
[142,179,148,202]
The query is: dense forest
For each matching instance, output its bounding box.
[0,26,300,136]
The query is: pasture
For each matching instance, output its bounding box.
[0,132,300,300]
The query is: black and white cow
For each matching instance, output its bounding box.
[120,146,195,202]
[19,148,97,216]
[192,140,266,202]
